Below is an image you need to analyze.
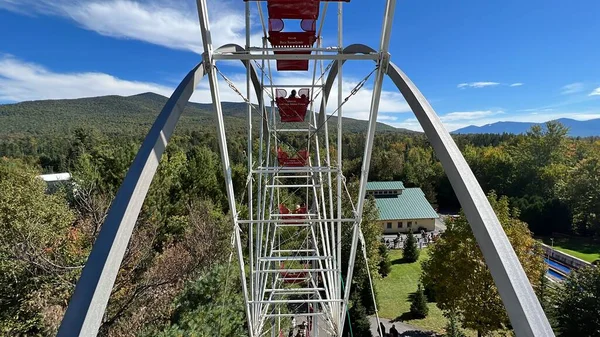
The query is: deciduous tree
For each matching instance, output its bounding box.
[421,192,545,336]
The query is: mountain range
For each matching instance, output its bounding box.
[0,92,412,137]
[2,93,599,138]
[453,118,600,137]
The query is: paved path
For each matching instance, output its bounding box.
[370,317,440,337]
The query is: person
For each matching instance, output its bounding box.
[379,321,386,336]
[389,324,399,337]
[288,329,294,337]
[291,317,296,329]
[288,89,298,99]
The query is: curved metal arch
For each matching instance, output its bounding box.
[318,44,553,337]
[58,44,267,337]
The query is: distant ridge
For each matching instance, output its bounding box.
[453,118,600,137]
[0,92,415,137]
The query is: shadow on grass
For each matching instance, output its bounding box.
[392,311,418,322]
[399,330,438,337]
[391,258,414,265]
[399,331,438,337]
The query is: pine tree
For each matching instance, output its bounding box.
[410,284,429,318]
[444,311,466,337]
[423,281,436,302]
[403,231,420,263]
[342,295,373,337]
[378,243,392,277]
[536,267,549,311]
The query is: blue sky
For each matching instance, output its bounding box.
[0,0,599,131]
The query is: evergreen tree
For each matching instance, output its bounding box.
[423,281,436,302]
[554,266,600,336]
[378,243,392,277]
[403,231,420,263]
[536,267,550,311]
[359,281,377,316]
[410,284,429,318]
[342,295,373,337]
[444,311,466,337]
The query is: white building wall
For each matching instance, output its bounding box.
[380,218,435,234]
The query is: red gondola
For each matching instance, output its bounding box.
[279,203,308,218]
[279,262,309,284]
[267,0,319,71]
[276,88,310,122]
[277,147,309,167]
[267,0,320,19]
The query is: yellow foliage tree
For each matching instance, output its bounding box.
[421,192,545,337]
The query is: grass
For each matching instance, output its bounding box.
[538,236,600,263]
[375,248,448,333]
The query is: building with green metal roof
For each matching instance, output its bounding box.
[367,181,439,234]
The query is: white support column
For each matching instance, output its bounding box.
[335,1,344,330]
[195,1,254,335]
[340,0,397,334]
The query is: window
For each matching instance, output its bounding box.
[387,222,392,229]
[408,221,412,227]
[397,222,403,228]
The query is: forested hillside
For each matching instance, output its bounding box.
[0,94,598,336]
[0,92,407,137]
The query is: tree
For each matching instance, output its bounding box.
[421,192,545,337]
[0,158,81,335]
[559,150,600,236]
[403,231,419,263]
[423,281,436,302]
[342,295,373,337]
[378,243,392,277]
[154,264,249,337]
[410,284,429,318]
[444,311,466,337]
[554,266,600,336]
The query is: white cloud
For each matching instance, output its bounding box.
[440,110,504,122]
[0,55,412,122]
[0,54,171,101]
[323,79,412,120]
[510,83,524,87]
[257,72,413,120]
[0,54,243,103]
[589,87,600,96]
[0,0,259,53]
[561,82,585,95]
[457,81,500,89]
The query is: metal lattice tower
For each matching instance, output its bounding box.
[56,1,554,337]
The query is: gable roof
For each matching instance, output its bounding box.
[373,188,439,220]
[366,181,405,191]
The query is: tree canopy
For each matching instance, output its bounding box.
[421,192,545,336]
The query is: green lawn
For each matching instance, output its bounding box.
[375,248,514,337]
[538,236,600,263]
[375,248,447,333]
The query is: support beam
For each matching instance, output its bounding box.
[213,53,379,61]
[339,1,397,333]
[196,0,254,335]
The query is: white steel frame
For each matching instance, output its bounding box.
[56,0,554,336]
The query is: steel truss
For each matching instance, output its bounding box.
[57,0,554,336]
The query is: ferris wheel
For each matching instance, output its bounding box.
[56,1,554,337]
